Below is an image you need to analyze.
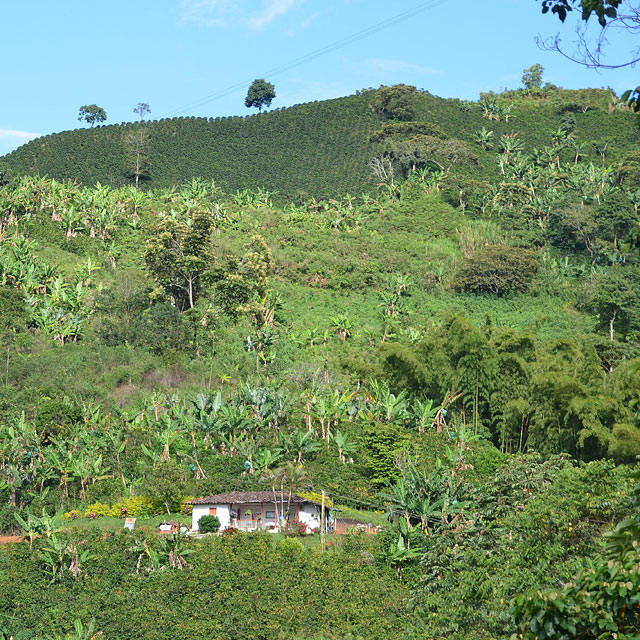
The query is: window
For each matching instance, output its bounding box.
[265,511,276,519]
[209,507,217,516]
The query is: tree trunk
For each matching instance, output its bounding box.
[188,277,194,309]
[609,309,617,342]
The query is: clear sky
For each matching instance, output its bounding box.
[1,0,637,156]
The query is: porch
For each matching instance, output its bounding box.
[231,501,298,531]
[234,518,278,531]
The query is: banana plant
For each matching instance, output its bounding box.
[146,415,189,466]
[234,437,259,473]
[253,447,283,477]
[475,127,494,150]
[331,429,358,464]
[51,618,100,640]
[14,507,63,547]
[367,381,409,424]
[219,403,253,440]
[69,449,110,501]
[191,390,224,447]
[280,429,320,464]
[130,535,161,575]
[39,533,71,583]
[412,398,437,434]
[158,533,194,570]
[382,534,423,577]
[330,314,352,342]
[59,205,85,237]
[14,509,42,547]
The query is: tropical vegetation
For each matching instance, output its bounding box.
[0,79,639,638]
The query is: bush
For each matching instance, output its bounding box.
[283,521,309,537]
[81,497,159,519]
[84,502,113,518]
[198,515,221,533]
[454,245,539,295]
[117,496,157,517]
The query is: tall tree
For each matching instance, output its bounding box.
[212,234,274,319]
[245,79,276,112]
[133,102,151,121]
[144,210,214,311]
[123,127,151,189]
[522,63,545,91]
[273,462,313,518]
[77,104,107,127]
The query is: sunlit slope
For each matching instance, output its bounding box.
[3,88,638,195]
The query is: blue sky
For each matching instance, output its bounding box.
[1,0,637,156]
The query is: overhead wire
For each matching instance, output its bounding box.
[159,0,451,118]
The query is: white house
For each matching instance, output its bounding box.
[188,491,328,533]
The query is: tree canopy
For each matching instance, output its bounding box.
[143,210,214,311]
[77,104,107,127]
[245,79,276,112]
[133,102,151,121]
[522,63,544,91]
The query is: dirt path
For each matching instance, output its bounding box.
[0,536,23,544]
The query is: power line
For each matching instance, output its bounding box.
[160,0,450,118]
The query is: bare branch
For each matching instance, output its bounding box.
[537,3,640,69]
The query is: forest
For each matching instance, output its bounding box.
[0,81,639,639]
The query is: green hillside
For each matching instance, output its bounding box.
[3,86,638,196]
[3,94,382,196]
[1,83,640,640]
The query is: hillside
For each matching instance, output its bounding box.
[2,94,381,196]
[3,86,638,196]
[1,84,640,639]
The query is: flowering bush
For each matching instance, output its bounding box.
[283,521,308,537]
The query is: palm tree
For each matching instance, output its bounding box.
[273,462,313,520]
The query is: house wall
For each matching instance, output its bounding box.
[192,501,324,532]
[299,503,322,531]
[192,504,230,531]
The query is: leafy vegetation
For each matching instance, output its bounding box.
[0,83,639,638]
[4,86,638,196]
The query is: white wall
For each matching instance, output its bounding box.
[192,502,323,532]
[299,503,322,532]
[192,504,230,532]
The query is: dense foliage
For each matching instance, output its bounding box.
[0,84,639,638]
[3,86,638,196]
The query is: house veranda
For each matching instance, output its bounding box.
[188,491,328,533]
